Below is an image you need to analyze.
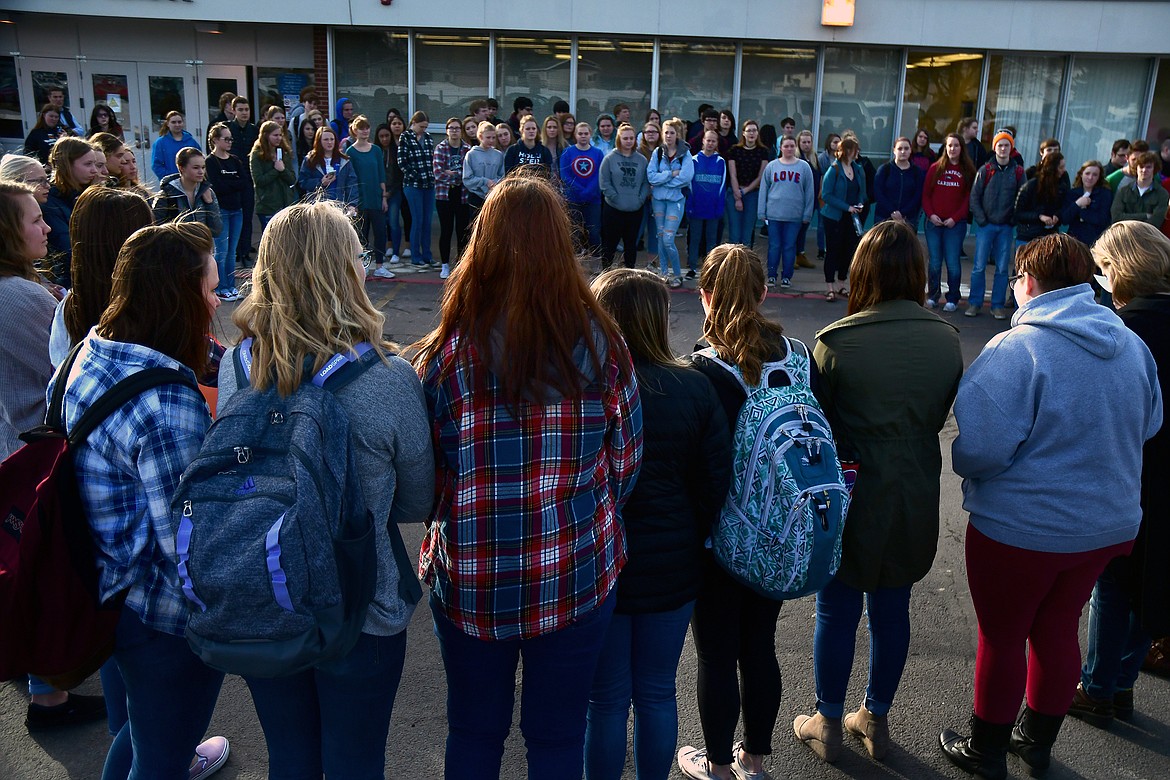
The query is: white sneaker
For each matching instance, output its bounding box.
[401,248,411,258]
[678,746,720,780]
[387,253,401,265]
[731,741,773,780]
[440,263,450,279]
[372,266,395,279]
[943,302,957,312]
[925,298,938,309]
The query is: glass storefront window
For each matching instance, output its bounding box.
[903,50,983,147]
[334,30,409,127]
[820,47,900,155]
[1064,58,1149,172]
[658,40,735,128]
[576,38,653,125]
[258,68,315,115]
[415,33,490,127]
[982,55,1063,168]
[495,37,570,125]
[739,45,816,134]
[0,57,23,138]
[1146,58,1170,143]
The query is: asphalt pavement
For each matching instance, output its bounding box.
[3,251,1169,780]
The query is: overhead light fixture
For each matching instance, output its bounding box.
[822,0,856,27]
[196,22,223,34]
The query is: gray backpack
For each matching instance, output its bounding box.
[172,339,378,677]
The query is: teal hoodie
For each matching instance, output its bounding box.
[953,284,1162,553]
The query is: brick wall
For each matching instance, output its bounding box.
[312,25,329,107]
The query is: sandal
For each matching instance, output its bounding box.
[825,290,836,302]
[838,286,849,297]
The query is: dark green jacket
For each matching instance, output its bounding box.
[813,301,963,591]
[249,153,298,216]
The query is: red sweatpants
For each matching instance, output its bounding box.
[965,524,1132,723]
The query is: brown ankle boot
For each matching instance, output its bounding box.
[844,705,890,761]
[793,712,842,763]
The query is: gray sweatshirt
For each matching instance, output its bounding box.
[219,348,435,636]
[462,146,505,200]
[758,158,815,223]
[0,276,56,458]
[599,148,651,212]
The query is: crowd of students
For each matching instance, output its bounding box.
[4,86,1170,780]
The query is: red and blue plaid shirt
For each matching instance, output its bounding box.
[432,140,470,203]
[418,327,643,640]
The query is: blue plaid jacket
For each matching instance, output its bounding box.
[51,333,210,636]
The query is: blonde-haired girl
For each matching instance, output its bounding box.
[225,200,433,776]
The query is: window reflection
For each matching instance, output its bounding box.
[903,51,982,143]
[334,30,409,125]
[739,45,816,131]
[820,47,900,154]
[1064,57,1148,171]
[982,55,1063,167]
[415,33,490,125]
[576,38,653,123]
[496,37,571,124]
[658,40,735,123]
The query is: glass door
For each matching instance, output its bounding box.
[136,62,198,186]
[197,64,248,131]
[17,57,83,137]
[82,60,149,178]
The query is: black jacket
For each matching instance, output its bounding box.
[614,361,731,614]
[1014,176,1069,242]
[1112,295,1170,637]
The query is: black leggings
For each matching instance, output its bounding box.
[691,554,784,765]
[601,202,642,269]
[823,215,860,283]
[436,193,470,264]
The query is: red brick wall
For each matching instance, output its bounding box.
[312,25,329,107]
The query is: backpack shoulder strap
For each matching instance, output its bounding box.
[695,346,751,395]
[69,367,198,447]
[46,341,86,430]
[767,336,811,389]
[234,338,382,396]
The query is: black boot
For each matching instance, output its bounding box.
[1009,706,1065,778]
[939,715,1012,779]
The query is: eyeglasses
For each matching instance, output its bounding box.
[1009,272,1026,285]
[22,175,49,186]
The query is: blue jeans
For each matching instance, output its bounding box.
[653,199,685,277]
[101,606,224,780]
[1081,566,1150,700]
[766,220,803,281]
[569,199,602,256]
[813,578,912,718]
[385,191,404,256]
[403,186,435,264]
[432,591,615,780]
[637,200,657,251]
[213,208,242,293]
[585,601,694,780]
[970,222,1014,309]
[245,631,408,780]
[687,216,721,271]
[924,221,967,305]
[725,190,759,248]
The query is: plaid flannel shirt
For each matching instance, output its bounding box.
[53,334,210,636]
[418,326,643,641]
[397,130,436,189]
[433,140,470,203]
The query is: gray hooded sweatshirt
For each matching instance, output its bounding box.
[599,148,650,212]
[953,284,1162,553]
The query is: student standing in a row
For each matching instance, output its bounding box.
[758,136,814,290]
[561,122,606,259]
[599,123,650,270]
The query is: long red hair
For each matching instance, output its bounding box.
[410,171,628,404]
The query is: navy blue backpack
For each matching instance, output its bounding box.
[172,340,379,677]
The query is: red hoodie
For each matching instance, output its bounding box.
[923,161,972,222]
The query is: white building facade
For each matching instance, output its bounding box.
[4,0,1170,184]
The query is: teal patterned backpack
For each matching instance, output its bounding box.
[697,338,849,600]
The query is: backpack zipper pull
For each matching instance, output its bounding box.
[234,446,251,464]
[183,500,193,517]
